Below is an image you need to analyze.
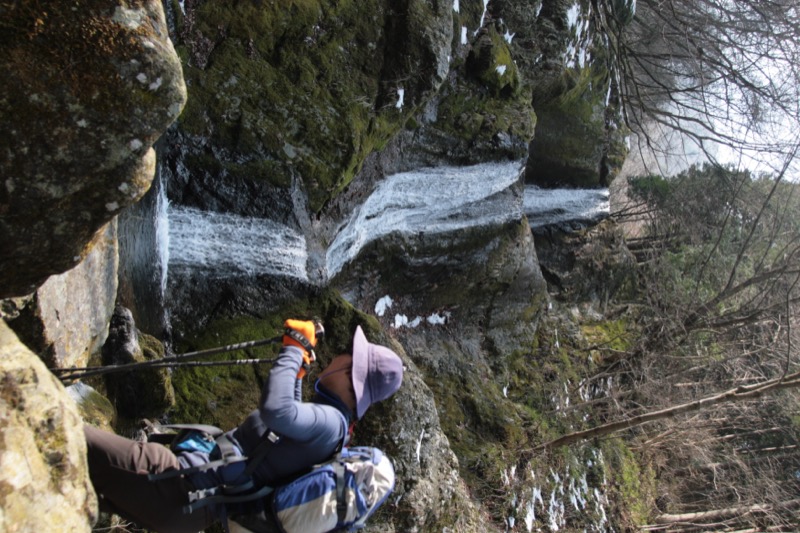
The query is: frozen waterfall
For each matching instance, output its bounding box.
[524,187,609,229]
[162,160,608,284]
[167,206,309,281]
[325,160,526,278]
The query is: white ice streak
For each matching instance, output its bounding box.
[426,312,447,325]
[524,186,608,228]
[548,489,566,530]
[156,180,170,294]
[474,0,490,35]
[375,295,393,316]
[416,429,425,464]
[453,0,459,12]
[461,26,468,45]
[396,88,405,109]
[524,499,536,531]
[496,65,507,76]
[393,314,421,329]
[168,206,308,280]
[564,2,592,69]
[501,465,517,486]
[524,486,545,532]
[566,2,581,29]
[392,311,449,329]
[327,160,524,277]
[521,467,613,533]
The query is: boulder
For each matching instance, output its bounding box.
[102,306,175,419]
[0,319,97,532]
[0,0,187,297]
[4,221,118,369]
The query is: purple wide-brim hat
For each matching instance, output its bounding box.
[352,326,404,419]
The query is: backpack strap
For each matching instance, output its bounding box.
[161,423,225,437]
[184,483,274,515]
[156,408,350,515]
[148,429,274,482]
[180,429,281,512]
[333,458,348,524]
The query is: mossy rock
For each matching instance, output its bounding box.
[169,289,377,428]
[66,382,116,431]
[467,27,520,98]
[601,437,657,528]
[525,0,629,188]
[411,23,537,164]
[172,0,452,213]
[105,331,175,420]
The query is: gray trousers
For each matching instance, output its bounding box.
[84,425,215,533]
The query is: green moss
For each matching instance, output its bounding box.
[434,32,537,149]
[74,386,116,429]
[581,319,633,361]
[170,289,374,427]
[170,317,281,427]
[175,0,412,212]
[426,368,532,521]
[470,27,520,97]
[602,438,656,527]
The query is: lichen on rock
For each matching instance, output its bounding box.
[0,320,97,532]
[0,0,187,297]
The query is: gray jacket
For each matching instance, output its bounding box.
[179,345,350,492]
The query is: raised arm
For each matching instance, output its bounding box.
[257,321,336,441]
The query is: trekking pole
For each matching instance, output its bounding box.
[53,335,284,383]
[54,320,326,383]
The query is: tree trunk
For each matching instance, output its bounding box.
[651,498,800,525]
[534,372,800,450]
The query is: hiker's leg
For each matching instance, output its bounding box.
[85,424,215,533]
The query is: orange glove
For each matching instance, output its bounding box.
[284,319,318,379]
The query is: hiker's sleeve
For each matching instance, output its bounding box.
[260,345,338,441]
[294,378,302,401]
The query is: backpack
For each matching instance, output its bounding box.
[147,423,395,533]
[228,446,395,533]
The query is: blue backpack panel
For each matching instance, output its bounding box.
[229,446,395,533]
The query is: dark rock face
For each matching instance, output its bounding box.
[0,0,637,530]
[102,306,175,419]
[524,0,629,188]
[164,0,453,216]
[0,0,186,298]
[534,219,636,305]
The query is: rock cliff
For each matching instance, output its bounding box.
[0,0,630,531]
[1,0,185,530]
[0,0,186,298]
